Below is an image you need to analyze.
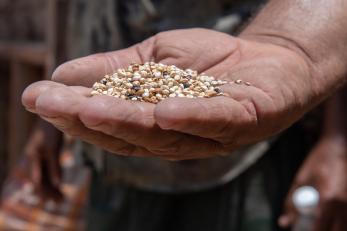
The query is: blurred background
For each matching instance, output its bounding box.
[0,0,88,230]
[0,0,346,231]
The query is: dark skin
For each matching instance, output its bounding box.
[24,119,63,201]
[280,88,347,231]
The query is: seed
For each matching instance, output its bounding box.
[133,72,141,81]
[91,90,99,95]
[206,91,217,97]
[107,88,114,94]
[162,89,170,95]
[154,71,162,78]
[91,62,228,103]
[183,83,190,88]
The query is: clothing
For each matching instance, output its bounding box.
[85,167,268,231]
[80,141,270,192]
[66,0,322,230]
[70,0,269,193]
[83,122,317,231]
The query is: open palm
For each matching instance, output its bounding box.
[22,28,317,160]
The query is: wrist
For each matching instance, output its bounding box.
[239,32,323,101]
[239,33,315,72]
[239,30,347,107]
[240,0,347,94]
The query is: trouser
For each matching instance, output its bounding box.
[84,122,317,231]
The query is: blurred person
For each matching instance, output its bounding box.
[23,119,63,201]
[280,88,347,231]
[22,0,347,231]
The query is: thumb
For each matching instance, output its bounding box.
[279,213,295,229]
[279,186,300,228]
[52,37,155,87]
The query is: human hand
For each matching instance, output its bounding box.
[279,136,347,231]
[24,119,63,201]
[22,28,321,160]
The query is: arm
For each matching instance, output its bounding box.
[280,87,347,231]
[21,1,347,160]
[241,0,347,97]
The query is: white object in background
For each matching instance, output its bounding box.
[292,186,319,231]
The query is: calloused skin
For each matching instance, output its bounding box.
[22,28,322,160]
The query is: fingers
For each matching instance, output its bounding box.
[23,81,148,156]
[34,85,152,156]
[52,37,156,87]
[23,80,225,159]
[79,95,225,158]
[22,80,65,113]
[154,94,257,147]
[278,186,298,229]
[278,214,294,229]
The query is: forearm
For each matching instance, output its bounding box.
[240,0,347,99]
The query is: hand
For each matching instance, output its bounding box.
[24,119,63,200]
[279,136,347,231]
[22,28,320,160]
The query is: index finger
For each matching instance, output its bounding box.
[52,37,155,87]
